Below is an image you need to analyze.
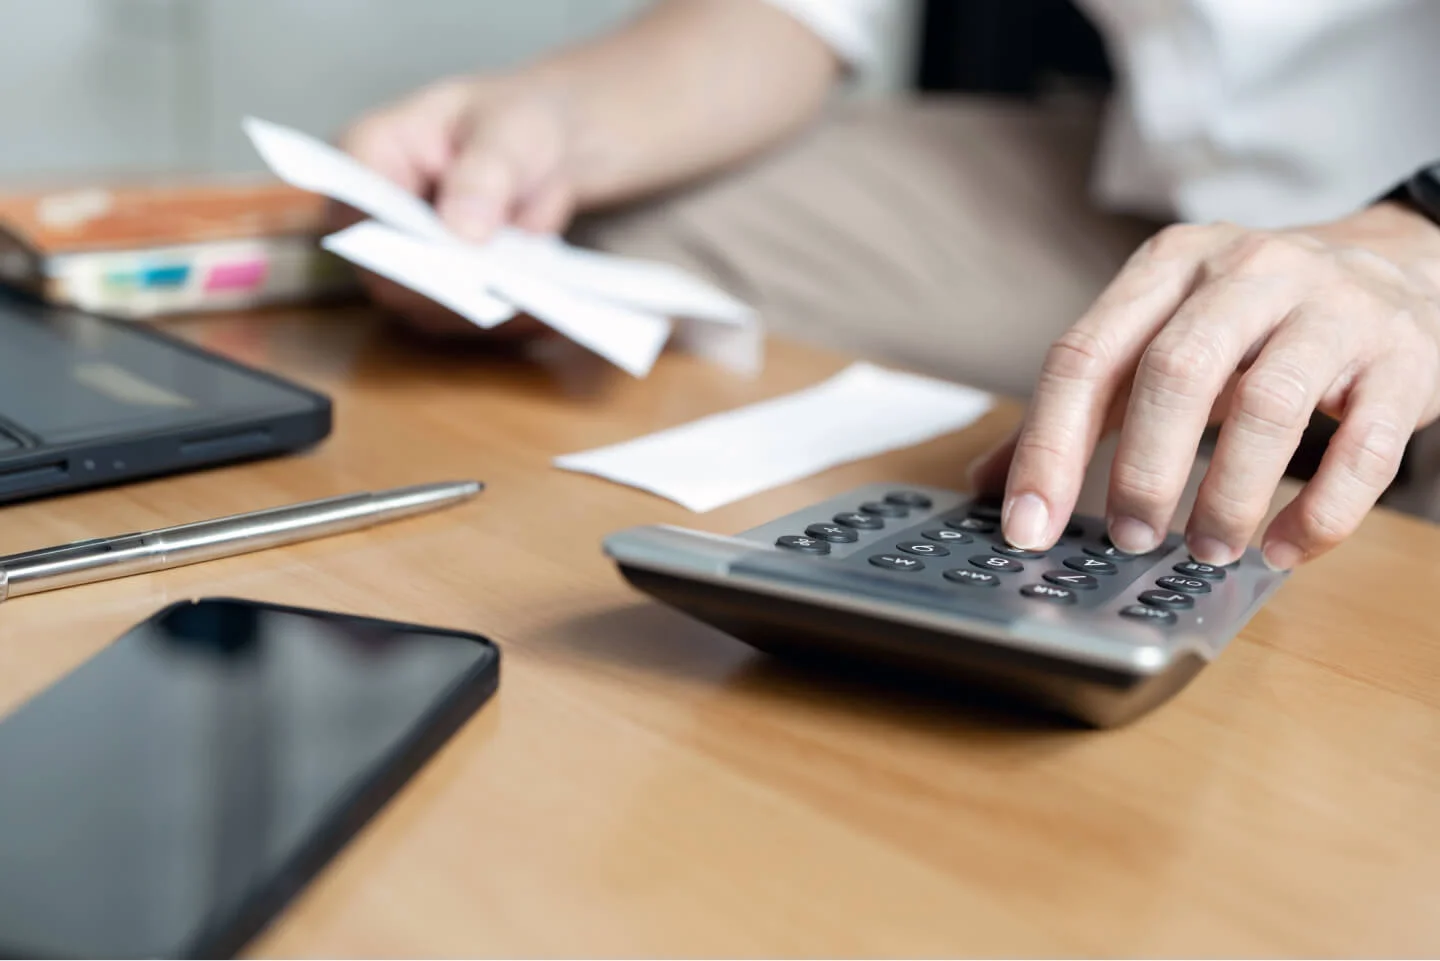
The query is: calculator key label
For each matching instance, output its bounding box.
[1021,583,1077,604]
[1174,560,1225,580]
[1063,556,1117,575]
[922,528,972,544]
[897,540,949,557]
[1120,604,1177,624]
[969,554,1023,573]
[943,568,999,587]
[776,535,830,554]
[1044,571,1098,590]
[869,553,925,572]
[1138,589,1194,610]
[1155,575,1210,594]
[806,523,859,543]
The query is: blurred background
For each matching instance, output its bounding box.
[0,0,927,184]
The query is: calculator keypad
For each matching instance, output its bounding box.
[764,488,1229,632]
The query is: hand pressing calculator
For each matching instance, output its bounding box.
[603,483,1288,727]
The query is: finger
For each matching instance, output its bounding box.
[1261,361,1423,568]
[434,147,518,242]
[513,175,577,236]
[1105,238,1311,552]
[1185,306,1357,564]
[1001,223,1221,549]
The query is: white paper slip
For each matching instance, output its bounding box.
[554,362,995,512]
[243,116,452,243]
[242,116,764,378]
[322,221,517,328]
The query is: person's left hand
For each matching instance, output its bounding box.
[972,200,1440,570]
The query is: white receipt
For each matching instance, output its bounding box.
[243,116,761,377]
[554,362,995,511]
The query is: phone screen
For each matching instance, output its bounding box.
[0,597,499,959]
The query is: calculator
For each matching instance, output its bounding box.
[602,483,1289,727]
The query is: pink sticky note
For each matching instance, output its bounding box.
[205,259,268,292]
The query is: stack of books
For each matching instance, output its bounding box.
[0,179,358,319]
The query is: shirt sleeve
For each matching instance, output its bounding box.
[757,0,893,71]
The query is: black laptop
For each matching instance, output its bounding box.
[0,287,331,504]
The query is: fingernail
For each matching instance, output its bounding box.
[1004,492,1050,549]
[1187,535,1236,566]
[1263,540,1303,571]
[1109,516,1159,554]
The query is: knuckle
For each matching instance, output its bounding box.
[1221,232,1307,275]
[1337,418,1408,490]
[1198,485,1264,536]
[1145,223,1207,259]
[1110,459,1176,508]
[1233,366,1313,437]
[1042,328,1112,384]
[1012,429,1073,466]
[1139,335,1225,401]
[1295,501,1352,549]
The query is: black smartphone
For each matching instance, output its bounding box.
[0,597,500,959]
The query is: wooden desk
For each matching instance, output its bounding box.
[2,307,1439,957]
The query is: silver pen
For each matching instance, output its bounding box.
[0,480,482,604]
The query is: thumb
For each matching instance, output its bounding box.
[433,137,519,243]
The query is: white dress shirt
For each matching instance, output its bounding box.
[763,0,1440,228]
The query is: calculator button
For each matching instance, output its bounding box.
[805,522,859,543]
[967,499,1004,522]
[776,535,830,554]
[1044,570,1098,590]
[834,511,884,530]
[1021,583,1077,604]
[1138,589,1194,610]
[869,553,925,572]
[860,500,909,518]
[943,568,999,587]
[897,540,949,557]
[1084,544,1138,561]
[946,516,996,534]
[922,528,973,544]
[1155,574,1210,594]
[970,554,1023,573]
[1063,555,1117,576]
[1062,521,1085,538]
[992,544,1046,559]
[1174,560,1225,581]
[884,490,933,509]
[1120,604,1177,625]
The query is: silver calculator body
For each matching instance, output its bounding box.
[603,483,1289,727]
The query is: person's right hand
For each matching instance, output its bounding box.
[333,74,581,335]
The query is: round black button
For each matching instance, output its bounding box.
[993,544,1046,559]
[1120,604,1177,625]
[884,490,933,509]
[805,522,859,543]
[1156,574,1210,594]
[834,511,883,530]
[943,568,999,587]
[860,500,909,518]
[776,535,829,554]
[897,540,949,557]
[922,528,973,544]
[1044,570,1098,590]
[946,516,996,534]
[1063,555,1117,576]
[967,499,1004,522]
[1021,583,1077,604]
[1138,589,1194,610]
[1084,543,1138,561]
[870,553,925,572]
[970,554,1023,573]
[1175,560,1225,581]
